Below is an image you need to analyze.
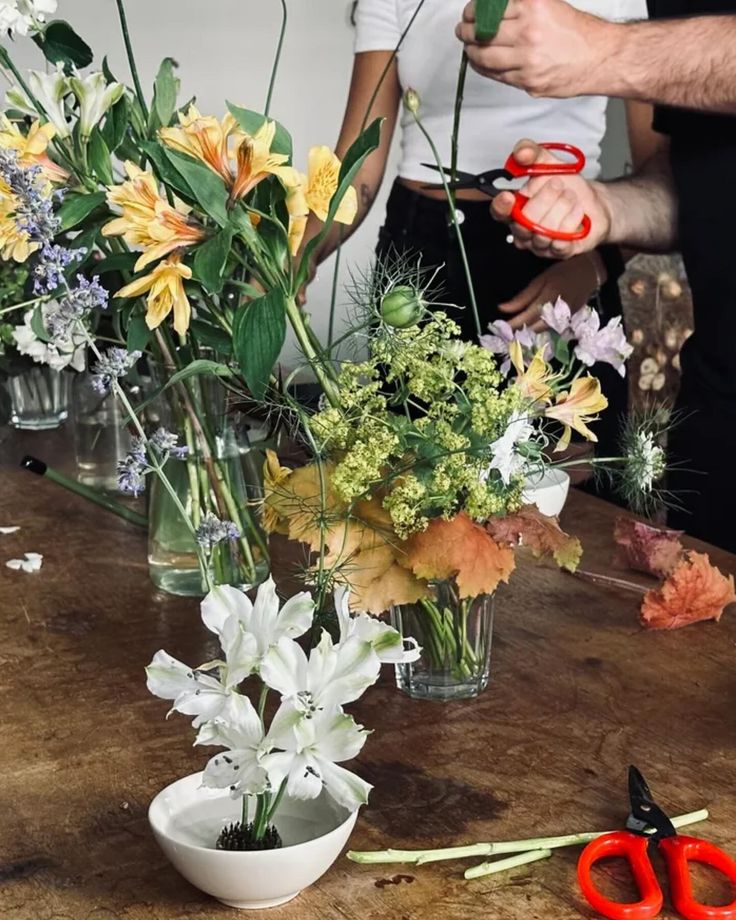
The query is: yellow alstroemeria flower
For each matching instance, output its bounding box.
[103,161,205,271]
[0,115,67,183]
[159,105,235,184]
[545,377,608,452]
[274,165,309,255]
[509,341,553,404]
[116,254,193,337]
[230,120,290,202]
[304,145,357,224]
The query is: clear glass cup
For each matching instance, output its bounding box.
[7,366,72,430]
[72,373,132,490]
[390,580,495,701]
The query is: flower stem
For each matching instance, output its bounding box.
[266,778,288,825]
[449,52,469,205]
[410,111,481,337]
[284,296,340,406]
[264,0,287,118]
[465,848,552,880]
[0,296,48,316]
[346,809,709,866]
[114,0,149,121]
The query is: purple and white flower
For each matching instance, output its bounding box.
[194,512,241,551]
[90,347,141,395]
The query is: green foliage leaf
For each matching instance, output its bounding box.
[88,131,113,185]
[101,93,129,153]
[226,101,292,158]
[139,141,194,200]
[553,334,571,365]
[296,118,382,289]
[151,57,180,131]
[34,20,93,69]
[163,149,229,226]
[190,319,233,354]
[95,253,139,276]
[474,0,508,40]
[57,191,107,232]
[232,288,286,400]
[192,228,234,294]
[66,226,100,274]
[127,312,152,353]
[31,305,51,343]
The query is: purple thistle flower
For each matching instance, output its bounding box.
[149,427,189,460]
[33,244,85,294]
[194,512,241,551]
[90,347,141,395]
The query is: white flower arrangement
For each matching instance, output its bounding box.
[146,578,419,850]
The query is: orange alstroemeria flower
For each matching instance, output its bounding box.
[159,105,235,184]
[102,161,205,271]
[545,376,608,451]
[509,341,554,405]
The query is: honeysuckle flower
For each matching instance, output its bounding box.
[159,106,236,184]
[304,145,357,224]
[545,377,608,451]
[115,253,193,336]
[69,70,124,138]
[334,586,420,664]
[6,551,43,572]
[488,410,535,485]
[6,64,72,139]
[571,308,633,377]
[509,341,553,404]
[261,702,372,811]
[13,303,86,371]
[196,703,269,798]
[103,161,205,270]
[261,631,381,716]
[145,649,254,728]
[0,0,56,36]
[201,579,314,679]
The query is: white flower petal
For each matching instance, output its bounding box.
[310,634,381,709]
[276,591,315,641]
[261,637,309,699]
[145,650,198,700]
[0,526,20,535]
[195,696,264,750]
[264,701,303,753]
[249,577,280,649]
[202,747,268,796]
[201,584,253,638]
[285,753,324,801]
[308,709,368,763]
[5,559,23,571]
[317,759,372,812]
[219,618,259,688]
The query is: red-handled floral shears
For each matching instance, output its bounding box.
[422,142,592,242]
[578,766,736,920]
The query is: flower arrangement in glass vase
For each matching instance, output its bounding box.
[0,1,382,595]
[145,576,418,907]
[261,261,667,702]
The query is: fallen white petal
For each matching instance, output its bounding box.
[0,527,20,535]
[5,552,43,573]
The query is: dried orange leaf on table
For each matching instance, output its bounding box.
[405,512,515,598]
[640,550,736,630]
[614,516,684,579]
[487,504,582,572]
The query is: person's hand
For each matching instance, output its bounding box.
[500,253,605,331]
[455,0,618,97]
[491,140,612,259]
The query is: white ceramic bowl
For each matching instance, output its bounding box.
[522,469,571,517]
[149,772,358,910]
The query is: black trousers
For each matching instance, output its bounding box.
[376,181,629,501]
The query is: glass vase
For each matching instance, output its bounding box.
[147,428,268,596]
[7,366,71,430]
[72,372,132,490]
[390,580,495,701]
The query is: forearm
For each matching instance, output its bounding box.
[311,168,381,265]
[596,150,678,252]
[597,16,736,113]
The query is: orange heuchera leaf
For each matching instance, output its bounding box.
[350,563,429,615]
[640,551,736,630]
[614,516,683,579]
[486,504,582,572]
[405,512,515,599]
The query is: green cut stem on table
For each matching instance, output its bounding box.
[465,848,552,880]
[114,0,149,121]
[264,0,287,117]
[410,110,481,338]
[347,808,709,865]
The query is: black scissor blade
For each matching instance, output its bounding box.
[626,765,678,840]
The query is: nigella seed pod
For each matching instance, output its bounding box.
[380,286,424,329]
[403,88,421,115]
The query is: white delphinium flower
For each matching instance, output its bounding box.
[334,586,421,664]
[6,64,71,138]
[196,701,269,799]
[261,630,382,717]
[487,410,535,486]
[68,70,124,138]
[261,703,373,811]
[13,303,86,371]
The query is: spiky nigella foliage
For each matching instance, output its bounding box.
[216,821,283,851]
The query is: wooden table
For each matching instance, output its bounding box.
[1,424,735,920]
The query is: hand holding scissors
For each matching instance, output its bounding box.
[423,142,592,242]
[578,766,736,920]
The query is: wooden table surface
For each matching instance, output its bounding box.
[1,424,735,920]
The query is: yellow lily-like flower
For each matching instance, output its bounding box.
[0,115,67,183]
[159,105,235,184]
[304,145,357,224]
[273,165,309,255]
[509,341,553,404]
[545,377,608,451]
[230,120,290,202]
[103,161,205,270]
[116,254,193,337]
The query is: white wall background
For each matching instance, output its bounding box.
[7,0,631,361]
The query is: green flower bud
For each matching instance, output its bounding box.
[403,88,421,115]
[380,286,424,329]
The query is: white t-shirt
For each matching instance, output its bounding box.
[354,0,647,181]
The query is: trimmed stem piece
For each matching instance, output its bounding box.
[465,848,552,880]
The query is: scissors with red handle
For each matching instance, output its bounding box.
[578,766,736,920]
[423,142,592,242]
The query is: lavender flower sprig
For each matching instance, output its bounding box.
[90,347,142,395]
[116,428,190,497]
[194,512,241,551]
